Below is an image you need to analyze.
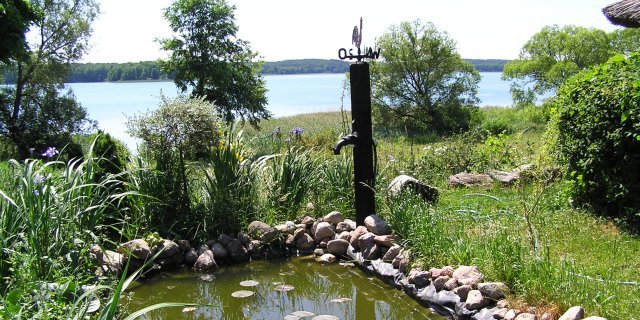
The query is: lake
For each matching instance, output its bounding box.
[67,72,512,149]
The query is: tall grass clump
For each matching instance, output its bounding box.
[315,153,354,218]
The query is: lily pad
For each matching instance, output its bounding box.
[239,280,259,287]
[330,297,352,303]
[231,290,255,298]
[284,315,301,320]
[311,315,339,320]
[292,310,316,317]
[274,284,294,292]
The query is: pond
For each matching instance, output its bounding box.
[123,256,445,319]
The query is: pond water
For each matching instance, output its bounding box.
[123,256,444,320]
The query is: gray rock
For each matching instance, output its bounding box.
[248,221,278,243]
[335,221,352,233]
[493,308,508,319]
[319,253,337,263]
[504,309,519,320]
[193,250,217,271]
[275,221,296,234]
[176,240,190,252]
[217,234,232,246]
[184,249,198,265]
[314,222,335,242]
[407,270,431,288]
[313,248,325,256]
[448,172,493,188]
[464,289,486,310]
[497,299,510,309]
[394,250,411,273]
[293,227,306,240]
[478,282,509,300]
[430,266,454,278]
[364,214,390,235]
[381,245,401,261]
[349,226,368,250]
[237,232,251,245]
[154,239,180,259]
[103,250,123,272]
[444,277,458,290]
[357,232,376,253]
[582,317,608,320]
[246,240,264,259]
[453,265,483,287]
[197,244,209,256]
[488,169,520,185]
[559,306,585,320]
[514,313,536,320]
[226,239,249,262]
[300,215,315,226]
[336,231,351,241]
[327,239,349,256]
[374,234,398,247]
[453,284,472,301]
[295,234,315,250]
[388,174,439,203]
[211,243,229,259]
[206,239,217,249]
[540,313,552,320]
[285,234,296,247]
[433,276,450,291]
[119,239,152,260]
[323,211,344,225]
[318,237,331,248]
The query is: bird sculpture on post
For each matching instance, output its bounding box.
[352,17,363,52]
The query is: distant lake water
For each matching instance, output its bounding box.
[66,72,512,149]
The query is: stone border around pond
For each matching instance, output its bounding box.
[90,212,605,320]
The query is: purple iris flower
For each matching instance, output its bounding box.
[290,127,303,136]
[42,147,59,159]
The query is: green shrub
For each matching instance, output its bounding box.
[553,53,640,222]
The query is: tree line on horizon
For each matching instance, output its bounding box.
[2,58,510,84]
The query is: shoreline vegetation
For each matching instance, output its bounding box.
[2,59,509,84]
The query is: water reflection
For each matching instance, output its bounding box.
[123,256,443,319]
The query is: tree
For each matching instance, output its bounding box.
[503,25,612,107]
[610,28,640,55]
[0,0,40,63]
[0,0,99,158]
[371,20,480,135]
[159,0,269,126]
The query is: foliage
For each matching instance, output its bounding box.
[0,0,99,158]
[552,53,640,224]
[609,28,640,55]
[502,25,631,107]
[371,20,480,135]
[159,0,269,125]
[0,0,40,63]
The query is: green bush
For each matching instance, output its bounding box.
[553,53,640,222]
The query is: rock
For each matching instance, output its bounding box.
[374,234,398,247]
[407,270,431,288]
[285,234,296,247]
[388,174,439,203]
[293,227,306,240]
[295,234,315,250]
[119,239,152,260]
[430,266,454,278]
[184,249,198,265]
[448,172,493,188]
[103,250,123,272]
[444,277,458,290]
[582,317,607,320]
[453,265,484,287]
[514,313,536,320]
[493,308,508,319]
[323,211,344,225]
[176,240,190,252]
[275,221,296,234]
[197,244,209,256]
[248,221,278,243]
[193,250,217,271]
[211,243,229,259]
[217,234,232,246]
[464,289,486,310]
[226,239,249,262]
[558,306,584,320]
[206,239,217,249]
[488,169,520,185]
[237,232,251,245]
[497,299,509,309]
[319,253,337,263]
[306,202,315,211]
[364,214,390,235]
[357,232,376,253]
[318,237,331,248]
[313,248,325,256]
[433,276,450,291]
[394,250,411,273]
[336,231,351,242]
[381,245,401,261]
[300,216,315,226]
[154,239,180,259]
[327,239,349,256]
[172,251,184,265]
[349,226,368,250]
[453,284,472,301]
[314,222,335,242]
[504,309,519,320]
[540,313,552,320]
[335,221,352,233]
[344,219,356,230]
[247,240,265,260]
[478,282,509,300]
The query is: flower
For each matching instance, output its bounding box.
[290,127,304,136]
[273,126,281,137]
[33,175,45,185]
[28,147,35,155]
[285,137,291,143]
[42,147,59,159]
[33,189,39,196]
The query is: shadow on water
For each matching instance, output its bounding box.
[122,256,444,319]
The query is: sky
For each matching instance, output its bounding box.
[83,0,622,63]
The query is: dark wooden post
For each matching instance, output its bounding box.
[350,61,375,226]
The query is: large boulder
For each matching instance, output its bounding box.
[296,234,315,250]
[448,172,493,188]
[226,239,249,262]
[326,239,349,256]
[323,211,345,225]
[388,175,439,203]
[119,239,152,260]
[364,214,390,235]
[153,239,180,259]
[314,222,335,241]
[193,250,218,271]
[211,243,229,259]
[349,226,368,250]
[453,265,484,287]
[248,221,278,243]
